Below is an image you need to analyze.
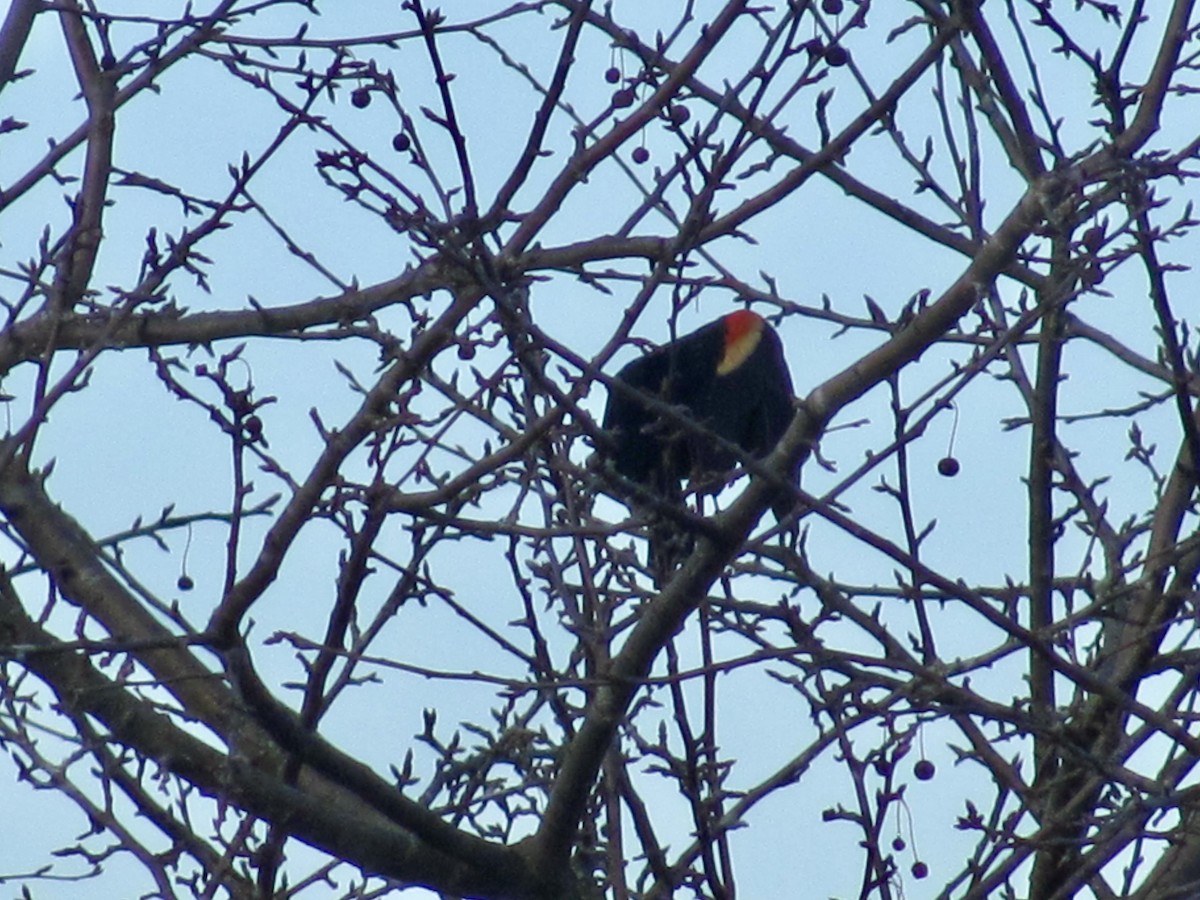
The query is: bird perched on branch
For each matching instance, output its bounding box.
[601,309,796,583]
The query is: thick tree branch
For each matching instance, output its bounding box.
[0,0,39,95]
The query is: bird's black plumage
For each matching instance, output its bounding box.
[602,310,794,496]
[601,310,796,584]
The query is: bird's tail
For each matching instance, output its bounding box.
[647,515,694,588]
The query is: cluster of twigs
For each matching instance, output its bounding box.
[2,1,1200,898]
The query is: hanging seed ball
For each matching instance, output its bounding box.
[604,66,621,84]
[914,759,936,781]
[392,133,411,152]
[351,87,372,108]
[892,837,906,852]
[1081,224,1105,252]
[822,0,844,12]
[632,146,650,164]
[177,575,195,591]
[825,45,850,67]
[937,456,961,477]
[612,88,636,108]
[244,415,263,442]
[911,862,929,879]
[669,104,691,126]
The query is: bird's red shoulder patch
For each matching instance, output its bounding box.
[717,310,764,375]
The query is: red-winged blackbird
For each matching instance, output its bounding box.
[601,310,796,581]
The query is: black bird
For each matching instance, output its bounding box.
[601,310,796,580]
